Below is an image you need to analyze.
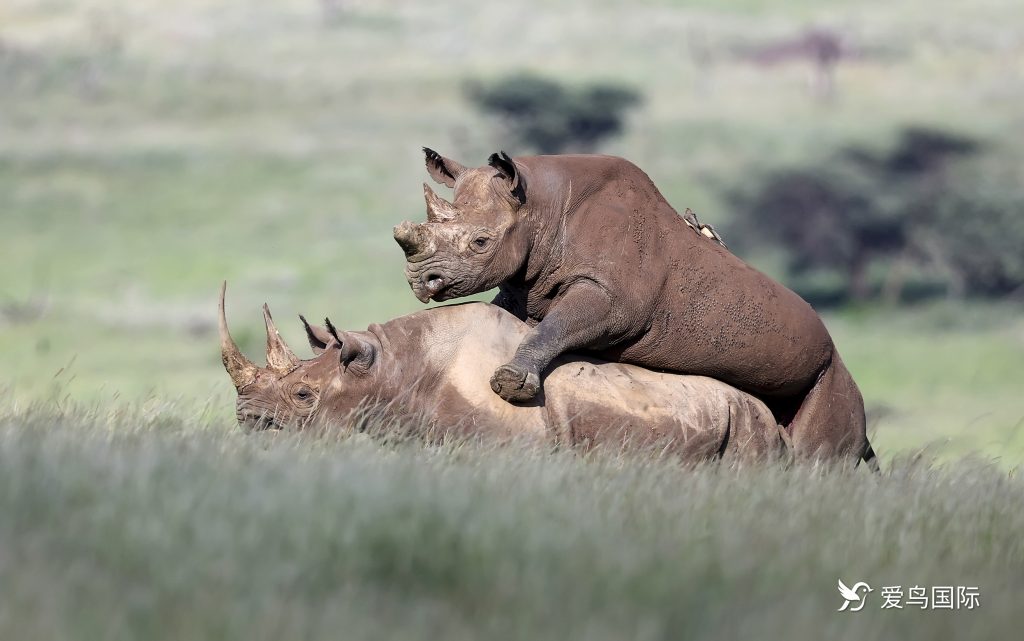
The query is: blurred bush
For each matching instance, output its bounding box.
[465,73,641,154]
[727,127,1024,304]
[927,165,1024,298]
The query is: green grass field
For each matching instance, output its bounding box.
[2,406,1022,640]
[1,1,1023,636]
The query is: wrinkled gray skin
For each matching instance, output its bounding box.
[219,284,788,462]
[394,149,874,466]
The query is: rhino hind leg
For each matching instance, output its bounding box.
[785,352,870,465]
[721,393,791,463]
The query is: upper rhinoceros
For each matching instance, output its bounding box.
[392,149,874,466]
[218,283,788,462]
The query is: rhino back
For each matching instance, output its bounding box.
[543,355,784,459]
[384,303,548,439]
[516,154,833,397]
[375,303,783,459]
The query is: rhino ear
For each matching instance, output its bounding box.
[423,147,466,188]
[317,318,376,373]
[338,332,377,374]
[299,315,334,355]
[487,151,526,204]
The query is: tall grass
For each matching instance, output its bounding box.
[2,402,1021,640]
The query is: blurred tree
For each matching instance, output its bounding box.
[728,127,1024,303]
[927,172,1024,299]
[466,74,641,154]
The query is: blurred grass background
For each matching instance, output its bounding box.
[1,0,1023,463]
[2,408,1021,640]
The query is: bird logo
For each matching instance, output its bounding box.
[837,579,873,612]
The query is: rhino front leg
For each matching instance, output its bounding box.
[490,280,614,403]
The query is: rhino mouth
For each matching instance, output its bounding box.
[418,272,449,302]
[238,411,284,432]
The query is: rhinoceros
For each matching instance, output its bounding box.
[218,284,789,462]
[392,149,873,466]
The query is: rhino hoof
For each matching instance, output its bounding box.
[490,363,540,403]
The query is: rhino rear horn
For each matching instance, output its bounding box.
[218,281,259,390]
[423,183,459,223]
[263,303,300,371]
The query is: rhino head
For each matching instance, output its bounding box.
[218,282,380,431]
[393,148,532,303]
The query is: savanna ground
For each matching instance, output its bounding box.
[1,0,1023,638]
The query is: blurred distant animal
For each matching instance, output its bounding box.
[744,28,847,99]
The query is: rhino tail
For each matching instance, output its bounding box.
[863,441,881,473]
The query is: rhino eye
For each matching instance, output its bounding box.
[472,236,490,249]
[292,385,317,405]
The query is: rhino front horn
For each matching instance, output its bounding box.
[218,281,259,390]
[423,183,459,223]
[394,220,427,258]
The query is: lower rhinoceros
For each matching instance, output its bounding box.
[218,284,788,462]
[393,149,874,467]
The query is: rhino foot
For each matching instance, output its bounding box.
[490,362,541,403]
